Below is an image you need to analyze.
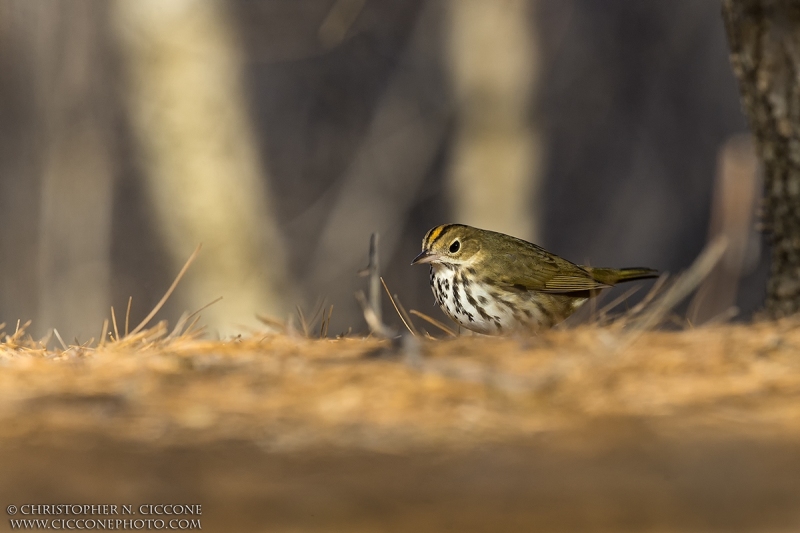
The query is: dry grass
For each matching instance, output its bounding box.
[2,317,799,452]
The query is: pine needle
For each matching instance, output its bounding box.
[393,293,419,337]
[256,314,287,332]
[627,273,670,317]
[187,296,222,322]
[626,237,728,335]
[124,296,133,337]
[409,309,456,337]
[185,315,203,336]
[99,319,109,348]
[595,286,642,323]
[53,328,68,351]
[129,244,201,337]
[296,305,310,337]
[320,305,334,338]
[381,277,416,336]
[111,306,120,342]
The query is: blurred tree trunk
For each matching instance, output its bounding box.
[722,0,800,317]
[0,2,117,339]
[112,0,291,334]
[445,0,542,242]
[36,2,116,341]
[0,2,44,332]
[688,135,761,324]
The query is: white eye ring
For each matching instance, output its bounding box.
[449,240,460,253]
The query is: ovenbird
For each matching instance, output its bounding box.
[412,224,658,335]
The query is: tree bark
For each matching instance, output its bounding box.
[722,0,800,317]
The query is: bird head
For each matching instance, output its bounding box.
[411,224,482,267]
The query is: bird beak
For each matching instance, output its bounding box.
[411,249,439,265]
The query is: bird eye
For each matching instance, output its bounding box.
[449,240,460,253]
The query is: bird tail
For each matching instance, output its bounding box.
[584,267,659,286]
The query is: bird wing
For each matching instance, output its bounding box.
[492,239,609,293]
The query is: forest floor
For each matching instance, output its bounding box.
[1,319,799,532]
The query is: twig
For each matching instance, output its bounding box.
[357,232,394,335]
[369,233,381,324]
[358,233,383,324]
[356,291,395,338]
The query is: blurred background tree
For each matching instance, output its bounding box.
[0,0,766,338]
[722,0,800,319]
[0,2,117,337]
[445,0,542,242]
[112,0,292,333]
